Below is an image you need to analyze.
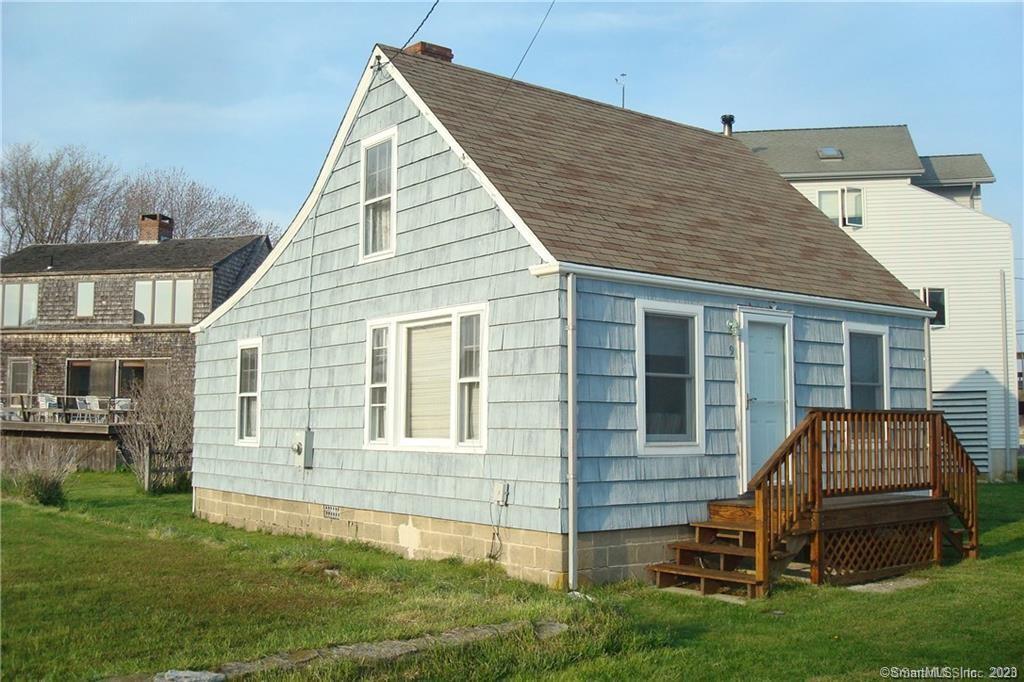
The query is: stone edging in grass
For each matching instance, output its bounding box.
[125,621,568,681]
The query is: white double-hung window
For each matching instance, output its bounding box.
[636,300,705,455]
[236,339,261,446]
[817,187,863,228]
[365,304,486,450]
[134,279,194,325]
[360,128,398,261]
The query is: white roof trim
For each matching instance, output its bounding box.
[529,261,935,319]
[192,45,553,334]
[379,47,554,265]
[192,50,381,333]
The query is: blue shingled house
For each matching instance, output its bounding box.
[190,42,979,596]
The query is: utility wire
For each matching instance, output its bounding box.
[402,0,440,49]
[491,0,556,112]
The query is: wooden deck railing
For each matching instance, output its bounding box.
[748,409,980,582]
[0,393,134,426]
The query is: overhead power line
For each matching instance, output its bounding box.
[402,0,440,49]
[491,0,556,112]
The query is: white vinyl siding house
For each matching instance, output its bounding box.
[790,177,1015,476]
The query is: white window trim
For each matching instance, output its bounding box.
[922,287,947,328]
[235,338,262,447]
[6,356,33,394]
[358,126,399,264]
[816,186,865,229]
[76,281,95,318]
[635,299,705,456]
[843,322,890,410]
[364,303,488,453]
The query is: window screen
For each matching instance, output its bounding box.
[849,332,884,410]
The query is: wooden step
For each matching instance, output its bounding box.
[669,541,755,557]
[708,499,756,524]
[692,518,756,532]
[648,562,758,585]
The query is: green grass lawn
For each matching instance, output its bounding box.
[2,473,1022,681]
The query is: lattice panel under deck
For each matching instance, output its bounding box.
[822,521,934,583]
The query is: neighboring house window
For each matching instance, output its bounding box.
[360,128,397,261]
[368,326,388,442]
[236,340,261,445]
[77,282,95,317]
[134,279,194,325]
[7,357,33,394]
[846,325,889,410]
[1,283,39,327]
[923,288,946,327]
[817,188,863,228]
[365,305,487,449]
[636,300,705,455]
[67,359,117,397]
[66,358,168,397]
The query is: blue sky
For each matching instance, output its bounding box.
[3,1,1022,330]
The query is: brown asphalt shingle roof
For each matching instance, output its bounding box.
[383,46,925,311]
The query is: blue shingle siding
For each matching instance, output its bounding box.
[193,71,929,540]
[571,277,927,533]
[192,74,563,533]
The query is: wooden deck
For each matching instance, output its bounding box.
[650,409,979,598]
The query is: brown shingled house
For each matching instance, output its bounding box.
[1,214,271,466]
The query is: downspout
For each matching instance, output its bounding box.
[1000,269,1013,479]
[924,318,933,409]
[566,272,578,591]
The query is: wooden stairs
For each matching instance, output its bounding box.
[648,409,981,598]
[650,499,788,598]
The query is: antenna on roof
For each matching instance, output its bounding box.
[615,73,627,109]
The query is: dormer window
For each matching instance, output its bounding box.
[817,188,863,228]
[359,128,398,262]
[817,146,844,160]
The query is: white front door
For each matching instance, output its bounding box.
[743,317,792,482]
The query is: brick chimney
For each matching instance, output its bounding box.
[139,213,174,243]
[403,42,453,62]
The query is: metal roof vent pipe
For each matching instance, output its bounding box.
[721,114,735,137]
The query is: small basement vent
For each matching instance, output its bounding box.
[323,505,342,520]
[933,390,989,473]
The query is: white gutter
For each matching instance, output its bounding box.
[530,262,935,320]
[566,272,579,592]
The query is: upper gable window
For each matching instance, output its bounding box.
[818,188,863,228]
[360,128,398,262]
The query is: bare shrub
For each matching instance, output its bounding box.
[118,379,193,493]
[2,440,81,507]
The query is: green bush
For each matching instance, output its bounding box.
[3,441,79,507]
[17,473,66,507]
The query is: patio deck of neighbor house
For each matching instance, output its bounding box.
[1,393,135,469]
[649,409,979,597]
